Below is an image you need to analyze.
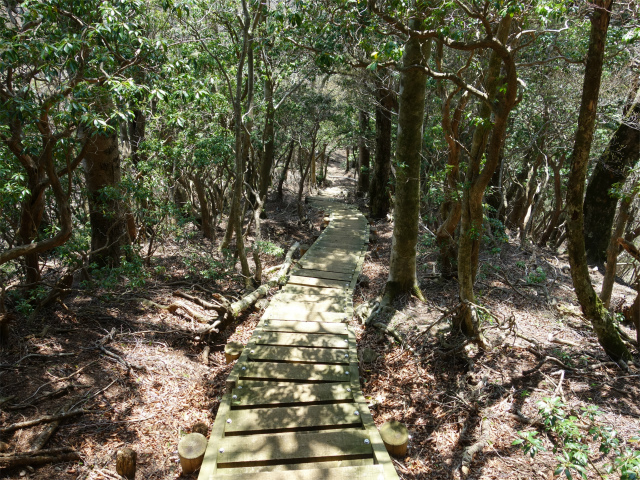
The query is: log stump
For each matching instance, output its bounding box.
[224,342,243,364]
[116,447,136,479]
[299,244,310,256]
[379,421,409,457]
[178,433,207,474]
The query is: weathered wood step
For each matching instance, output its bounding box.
[254,332,348,349]
[214,464,384,479]
[291,269,354,281]
[262,310,349,323]
[260,320,350,335]
[297,262,359,274]
[280,285,345,296]
[267,299,350,313]
[248,346,350,365]
[214,430,373,468]
[239,362,353,382]
[225,403,363,435]
[230,382,354,408]
[288,276,350,289]
[215,458,374,475]
[271,293,350,304]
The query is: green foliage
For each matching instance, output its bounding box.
[514,397,640,480]
[88,247,149,291]
[527,267,547,284]
[253,240,284,258]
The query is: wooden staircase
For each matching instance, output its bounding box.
[198,196,398,480]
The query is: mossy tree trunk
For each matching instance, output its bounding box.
[383,27,429,304]
[583,81,640,265]
[565,0,631,361]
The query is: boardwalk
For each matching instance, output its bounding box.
[198,196,398,480]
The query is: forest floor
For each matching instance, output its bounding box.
[1,153,639,480]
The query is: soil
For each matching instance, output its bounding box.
[1,153,639,480]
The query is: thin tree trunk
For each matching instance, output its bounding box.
[192,174,212,239]
[601,187,636,307]
[357,110,370,196]
[369,78,394,219]
[276,140,295,201]
[565,0,630,361]
[538,154,566,246]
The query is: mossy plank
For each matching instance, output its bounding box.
[214,464,384,479]
[230,382,354,407]
[225,403,363,434]
[215,430,372,467]
[239,362,353,382]
[260,320,350,335]
[248,346,350,364]
[254,332,348,348]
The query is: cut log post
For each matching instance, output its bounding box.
[224,342,243,364]
[379,421,409,457]
[116,447,136,479]
[299,244,310,256]
[322,216,330,228]
[178,433,207,474]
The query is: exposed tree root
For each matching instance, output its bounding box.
[0,447,80,469]
[457,410,491,478]
[0,409,88,435]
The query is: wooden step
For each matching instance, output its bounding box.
[248,346,350,364]
[238,362,354,382]
[225,403,363,434]
[288,276,350,289]
[291,269,354,281]
[214,458,374,475]
[254,332,349,349]
[214,430,373,468]
[260,320,349,335]
[214,464,384,479]
[230,382,354,408]
[262,310,349,323]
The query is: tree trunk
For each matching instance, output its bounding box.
[383,27,428,304]
[357,110,371,196]
[565,0,630,361]
[369,79,394,219]
[436,90,468,279]
[601,187,636,307]
[456,14,514,338]
[583,82,640,265]
[538,154,566,246]
[345,147,350,172]
[84,125,129,268]
[259,76,275,204]
[297,127,318,219]
[192,174,213,239]
[17,165,47,284]
[276,140,295,201]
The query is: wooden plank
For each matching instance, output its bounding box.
[262,310,349,323]
[239,362,354,382]
[280,285,345,296]
[230,382,354,407]
[291,269,354,281]
[215,458,374,475]
[225,403,363,434]
[215,464,384,479]
[288,276,350,289]
[215,430,373,467]
[260,320,350,334]
[267,299,349,313]
[271,293,349,304]
[199,391,232,480]
[254,332,348,348]
[298,262,359,274]
[248,346,350,364]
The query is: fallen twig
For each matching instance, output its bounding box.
[0,409,89,434]
[522,356,573,375]
[0,447,80,469]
